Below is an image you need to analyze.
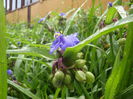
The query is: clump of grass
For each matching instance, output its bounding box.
[4,0,133,99]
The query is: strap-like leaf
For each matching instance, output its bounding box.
[8,80,40,99]
[7,47,55,60]
[0,1,7,99]
[105,8,133,99]
[63,14,133,66]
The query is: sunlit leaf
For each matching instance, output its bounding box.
[0,1,7,99]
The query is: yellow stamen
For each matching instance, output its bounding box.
[54,32,61,38]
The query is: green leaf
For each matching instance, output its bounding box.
[63,0,87,35]
[105,6,127,24]
[115,6,127,18]
[7,47,55,60]
[61,86,67,99]
[105,11,133,99]
[0,0,7,99]
[104,49,121,99]
[14,55,24,80]
[105,7,117,24]
[116,84,133,98]
[63,14,133,66]
[93,0,120,33]
[7,96,18,99]
[8,80,40,99]
[54,88,61,99]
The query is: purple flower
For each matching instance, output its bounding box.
[108,2,113,7]
[17,41,21,45]
[59,13,66,17]
[50,32,80,54]
[7,69,13,75]
[38,17,46,23]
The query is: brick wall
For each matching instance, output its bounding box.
[6,0,128,23]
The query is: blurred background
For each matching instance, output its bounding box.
[5,0,121,23]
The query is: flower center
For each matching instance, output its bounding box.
[54,32,61,38]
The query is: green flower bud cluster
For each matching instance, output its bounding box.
[52,70,71,88]
[51,52,95,88]
[74,52,95,84]
[75,70,95,84]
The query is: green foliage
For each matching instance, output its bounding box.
[105,6,133,99]
[7,47,55,60]
[5,0,133,99]
[8,80,39,99]
[63,14,133,66]
[105,7,117,24]
[0,0,7,99]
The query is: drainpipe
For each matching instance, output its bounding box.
[21,0,25,8]
[5,0,7,12]
[9,0,12,11]
[16,0,17,9]
[27,0,32,27]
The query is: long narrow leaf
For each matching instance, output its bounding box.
[64,0,87,35]
[63,14,133,65]
[7,47,55,60]
[8,80,40,99]
[0,1,7,99]
[105,10,133,99]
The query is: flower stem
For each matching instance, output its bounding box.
[71,70,90,98]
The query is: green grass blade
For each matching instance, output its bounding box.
[116,84,133,98]
[0,0,7,99]
[7,96,18,99]
[104,49,121,99]
[8,80,40,99]
[115,6,127,18]
[63,0,87,35]
[63,14,133,66]
[14,55,24,80]
[54,88,61,99]
[105,10,133,99]
[7,47,55,60]
[61,86,67,99]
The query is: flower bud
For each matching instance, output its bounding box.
[75,70,86,82]
[86,72,95,84]
[82,65,88,71]
[64,74,71,85]
[118,38,126,46]
[54,70,64,80]
[103,43,110,49]
[7,69,13,75]
[77,52,84,59]
[108,2,113,7]
[52,77,63,87]
[75,59,86,68]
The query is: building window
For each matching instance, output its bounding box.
[4,0,39,12]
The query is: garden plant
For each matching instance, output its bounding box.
[0,0,133,99]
